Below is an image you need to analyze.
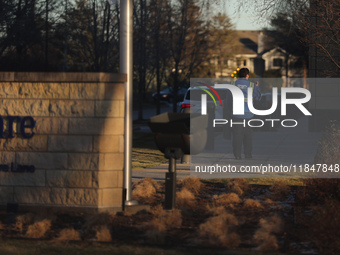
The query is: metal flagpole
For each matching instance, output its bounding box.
[107,0,136,207]
[119,0,137,206]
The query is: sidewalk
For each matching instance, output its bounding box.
[133,116,323,180]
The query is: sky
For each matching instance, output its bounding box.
[222,0,271,30]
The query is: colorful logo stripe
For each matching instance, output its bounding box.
[197,82,224,106]
[198,88,217,106]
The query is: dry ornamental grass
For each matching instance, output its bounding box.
[226,178,249,196]
[132,178,160,201]
[56,228,81,241]
[199,207,240,248]
[180,177,205,195]
[253,214,283,251]
[141,207,182,243]
[176,188,196,209]
[243,198,263,209]
[95,225,112,242]
[25,219,52,239]
[213,192,241,207]
[15,213,35,232]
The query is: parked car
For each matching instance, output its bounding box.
[179,86,229,119]
[152,87,187,103]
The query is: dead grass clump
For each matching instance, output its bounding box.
[25,219,52,239]
[214,193,241,207]
[150,204,166,217]
[256,234,279,251]
[95,225,112,242]
[140,208,182,244]
[15,213,35,232]
[253,214,283,251]
[180,177,205,195]
[243,199,263,209]
[206,206,226,216]
[151,208,182,229]
[269,181,291,201]
[141,218,167,243]
[132,178,160,201]
[56,228,81,241]
[176,188,195,209]
[199,208,240,248]
[163,209,182,229]
[226,178,249,196]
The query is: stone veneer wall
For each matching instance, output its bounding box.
[0,72,126,212]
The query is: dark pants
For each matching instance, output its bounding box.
[231,118,252,158]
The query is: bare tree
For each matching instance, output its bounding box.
[209,13,237,77]
[238,0,340,77]
[165,0,210,112]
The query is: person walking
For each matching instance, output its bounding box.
[227,68,261,160]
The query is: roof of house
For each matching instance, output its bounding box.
[233,30,275,55]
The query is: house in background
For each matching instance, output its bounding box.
[212,30,304,87]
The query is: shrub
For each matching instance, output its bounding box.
[307,199,340,255]
[226,178,249,196]
[253,214,283,251]
[141,218,167,244]
[25,219,52,239]
[180,177,205,195]
[140,207,182,244]
[132,178,160,201]
[214,193,241,207]
[304,123,340,204]
[199,208,240,248]
[56,228,81,241]
[176,188,195,209]
[314,121,340,164]
[243,199,263,209]
[95,225,112,242]
[16,213,35,232]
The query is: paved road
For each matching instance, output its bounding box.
[133,116,323,180]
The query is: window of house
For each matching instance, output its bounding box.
[273,58,283,67]
[243,60,247,66]
[236,58,241,66]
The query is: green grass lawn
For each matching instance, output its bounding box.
[132,131,167,169]
[132,131,304,186]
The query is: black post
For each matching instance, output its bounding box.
[165,157,176,210]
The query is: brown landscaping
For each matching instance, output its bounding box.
[1,177,339,254]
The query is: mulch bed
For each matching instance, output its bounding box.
[0,181,324,254]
